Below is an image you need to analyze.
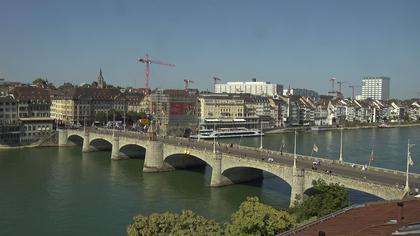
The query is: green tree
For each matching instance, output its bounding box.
[95,112,107,125]
[289,179,349,223]
[126,111,141,125]
[33,78,46,87]
[127,210,223,236]
[224,197,296,236]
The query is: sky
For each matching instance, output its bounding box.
[1,0,420,99]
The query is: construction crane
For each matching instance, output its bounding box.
[137,53,175,93]
[213,76,221,84]
[349,85,361,99]
[337,81,348,93]
[330,77,336,92]
[184,79,194,95]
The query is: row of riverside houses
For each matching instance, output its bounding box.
[274,95,420,127]
[2,71,420,145]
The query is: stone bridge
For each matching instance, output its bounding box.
[59,129,412,206]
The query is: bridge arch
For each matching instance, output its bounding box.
[67,134,84,145]
[221,161,294,187]
[90,138,113,151]
[163,144,216,168]
[303,184,384,202]
[164,153,211,170]
[302,173,403,201]
[119,144,146,159]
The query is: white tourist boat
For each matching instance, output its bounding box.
[191,127,264,139]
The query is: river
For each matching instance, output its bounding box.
[0,127,419,235]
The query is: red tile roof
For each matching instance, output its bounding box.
[284,199,420,236]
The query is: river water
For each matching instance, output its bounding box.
[0,127,419,235]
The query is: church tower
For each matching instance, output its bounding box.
[97,68,106,89]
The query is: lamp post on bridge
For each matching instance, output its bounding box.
[213,123,216,154]
[83,117,86,134]
[112,112,116,137]
[404,139,415,193]
[259,120,263,149]
[339,127,344,162]
[293,130,297,168]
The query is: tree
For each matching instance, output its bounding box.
[95,112,107,125]
[126,111,141,125]
[224,197,296,236]
[289,179,349,223]
[32,78,47,87]
[127,210,223,236]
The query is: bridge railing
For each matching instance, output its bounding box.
[197,140,420,180]
[170,138,403,189]
[64,129,420,180]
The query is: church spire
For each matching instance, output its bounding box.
[97,68,105,89]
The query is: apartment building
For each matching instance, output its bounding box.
[51,87,126,126]
[361,76,390,100]
[215,79,283,97]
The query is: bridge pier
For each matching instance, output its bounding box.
[111,136,122,160]
[58,129,68,146]
[82,132,91,152]
[290,168,305,207]
[210,157,229,187]
[143,141,172,172]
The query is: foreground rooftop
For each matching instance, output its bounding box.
[282,198,420,236]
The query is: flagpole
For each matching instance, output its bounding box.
[368,149,373,169]
[213,123,216,153]
[339,128,343,162]
[404,139,411,193]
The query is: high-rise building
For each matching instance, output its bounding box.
[361,76,390,100]
[215,79,283,97]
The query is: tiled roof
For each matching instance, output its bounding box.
[59,87,124,100]
[11,86,50,101]
[286,199,420,236]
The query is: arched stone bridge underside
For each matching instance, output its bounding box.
[60,129,407,206]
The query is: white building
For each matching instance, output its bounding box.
[361,76,390,100]
[215,79,283,97]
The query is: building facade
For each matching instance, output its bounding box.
[1,87,54,145]
[198,93,272,131]
[150,89,198,136]
[361,76,390,100]
[51,87,126,126]
[215,79,283,97]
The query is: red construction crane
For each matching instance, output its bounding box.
[330,77,336,92]
[137,53,175,93]
[213,76,221,84]
[349,85,361,99]
[184,79,194,95]
[337,81,348,93]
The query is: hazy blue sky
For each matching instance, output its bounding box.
[1,0,419,98]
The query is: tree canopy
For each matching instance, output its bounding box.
[127,210,223,236]
[224,197,296,236]
[95,112,107,124]
[127,180,349,236]
[289,179,349,223]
